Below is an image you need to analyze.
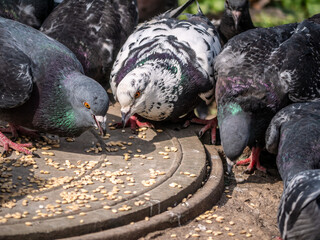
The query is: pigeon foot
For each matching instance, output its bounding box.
[0,124,40,139]
[0,131,35,156]
[236,147,266,173]
[113,114,154,133]
[185,117,218,144]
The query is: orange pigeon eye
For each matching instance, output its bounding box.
[84,102,91,109]
[134,91,141,99]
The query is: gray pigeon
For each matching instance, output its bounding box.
[265,102,320,240]
[0,17,109,155]
[215,14,320,173]
[278,170,320,240]
[266,102,320,184]
[40,0,138,93]
[0,0,55,29]
[110,0,221,131]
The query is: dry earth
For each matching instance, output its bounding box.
[141,145,284,240]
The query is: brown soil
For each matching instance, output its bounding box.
[141,145,283,240]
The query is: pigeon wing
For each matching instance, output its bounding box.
[0,43,33,109]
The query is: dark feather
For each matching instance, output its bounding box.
[41,0,138,89]
[0,0,54,29]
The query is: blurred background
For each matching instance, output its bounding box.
[138,0,320,27]
[181,0,320,27]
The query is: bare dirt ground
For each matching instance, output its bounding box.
[141,145,284,240]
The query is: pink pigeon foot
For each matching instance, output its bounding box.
[113,114,154,132]
[184,117,218,144]
[236,147,266,173]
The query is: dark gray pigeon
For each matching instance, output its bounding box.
[217,0,255,46]
[265,102,320,240]
[0,17,109,155]
[215,14,320,173]
[110,0,221,132]
[0,0,55,29]
[266,102,320,184]
[278,170,320,240]
[40,0,138,93]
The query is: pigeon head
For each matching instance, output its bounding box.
[224,0,250,30]
[64,72,109,136]
[218,102,252,160]
[36,71,109,137]
[115,61,180,125]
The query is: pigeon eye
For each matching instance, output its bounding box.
[84,102,91,109]
[134,91,141,99]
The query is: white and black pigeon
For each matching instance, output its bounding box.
[215,13,320,173]
[41,0,138,93]
[0,0,55,29]
[110,0,221,133]
[217,0,255,46]
[0,17,109,156]
[265,102,320,240]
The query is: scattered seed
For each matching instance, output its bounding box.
[25,222,33,226]
[169,183,178,188]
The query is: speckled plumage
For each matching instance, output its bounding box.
[0,0,54,29]
[278,170,320,240]
[215,14,320,163]
[111,0,221,123]
[0,17,109,137]
[41,0,138,89]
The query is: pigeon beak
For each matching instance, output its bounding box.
[232,10,241,30]
[219,110,251,161]
[93,115,107,136]
[121,110,131,127]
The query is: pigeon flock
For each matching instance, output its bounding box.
[0,0,319,239]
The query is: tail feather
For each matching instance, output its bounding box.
[164,0,197,19]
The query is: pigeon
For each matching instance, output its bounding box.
[278,170,320,240]
[217,0,255,46]
[265,102,320,239]
[110,0,221,132]
[0,17,109,155]
[215,13,320,173]
[41,0,138,92]
[0,0,55,29]
[266,102,320,184]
